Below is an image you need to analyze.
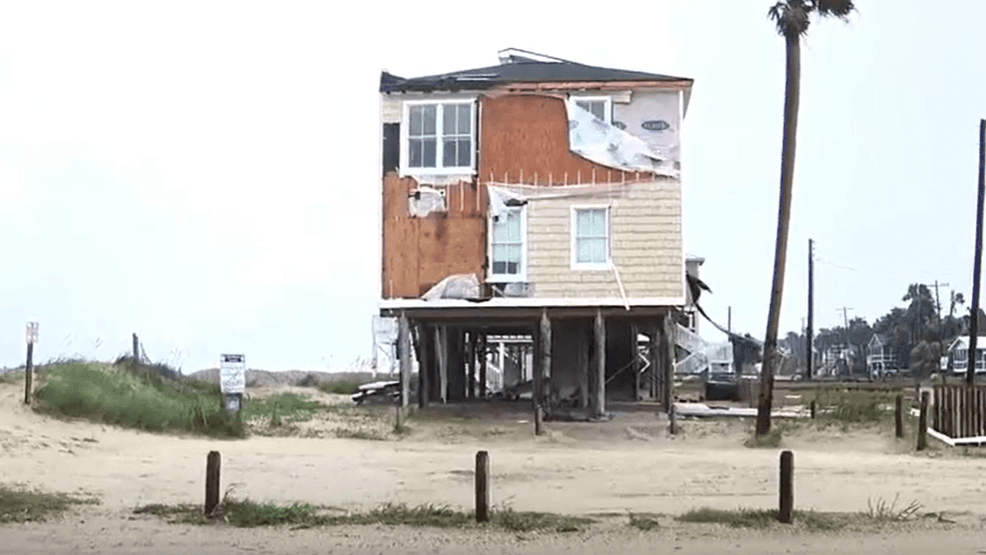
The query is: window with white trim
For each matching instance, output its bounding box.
[572,207,610,269]
[574,97,612,123]
[404,101,475,173]
[490,208,525,281]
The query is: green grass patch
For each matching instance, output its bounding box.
[809,389,898,424]
[0,371,23,385]
[744,427,783,448]
[0,483,99,523]
[241,392,320,427]
[677,497,932,532]
[136,499,593,532]
[627,510,662,531]
[33,360,245,438]
[318,380,363,395]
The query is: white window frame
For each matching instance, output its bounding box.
[570,205,612,271]
[400,97,477,176]
[572,95,612,124]
[488,206,527,283]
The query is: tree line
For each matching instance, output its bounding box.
[780,283,983,377]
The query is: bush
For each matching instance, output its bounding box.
[34,361,244,438]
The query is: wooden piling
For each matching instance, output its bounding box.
[810,400,816,420]
[475,450,490,523]
[417,324,430,409]
[668,403,677,435]
[479,334,487,399]
[24,342,33,405]
[895,395,903,438]
[539,310,551,411]
[779,450,793,524]
[205,451,221,517]
[594,310,606,417]
[398,313,411,407]
[534,404,543,436]
[917,391,929,451]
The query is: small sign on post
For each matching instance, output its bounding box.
[26,322,39,345]
[220,354,246,414]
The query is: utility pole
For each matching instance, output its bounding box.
[807,238,814,380]
[969,119,986,386]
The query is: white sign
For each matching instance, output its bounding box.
[25,322,39,345]
[220,354,246,394]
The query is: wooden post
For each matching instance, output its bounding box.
[466,331,475,400]
[417,324,430,409]
[24,342,33,405]
[539,310,551,412]
[648,325,659,402]
[399,313,411,408]
[594,309,606,417]
[895,394,903,438]
[436,326,448,403]
[479,334,487,399]
[132,333,140,377]
[578,326,589,409]
[917,391,929,451]
[205,451,221,517]
[395,404,403,430]
[778,450,793,524]
[475,450,490,523]
[660,315,675,413]
[534,404,543,436]
[810,400,816,420]
[668,403,677,435]
[967,119,986,387]
[631,323,641,402]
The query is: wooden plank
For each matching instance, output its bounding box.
[594,309,606,417]
[539,310,551,410]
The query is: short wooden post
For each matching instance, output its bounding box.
[810,400,816,419]
[778,450,793,524]
[395,404,403,431]
[132,333,140,373]
[205,451,221,517]
[917,391,929,451]
[668,403,677,435]
[475,450,490,523]
[534,404,543,436]
[895,394,903,438]
[24,342,34,405]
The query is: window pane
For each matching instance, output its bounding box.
[576,211,591,237]
[443,139,457,167]
[506,245,521,263]
[589,238,606,263]
[457,139,471,167]
[443,105,456,135]
[492,244,507,261]
[590,102,605,121]
[458,105,471,133]
[507,261,519,274]
[592,209,606,235]
[493,218,506,242]
[409,139,422,167]
[410,107,421,136]
[506,212,521,240]
[423,139,436,167]
[577,239,591,263]
[576,100,590,112]
[492,261,506,274]
[423,105,436,134]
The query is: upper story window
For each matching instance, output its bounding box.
[490,208,526,282]
[574,96,612,124]
[571,207,611,270]
[402,99,476,174]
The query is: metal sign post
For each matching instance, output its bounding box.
[219,354,246,415]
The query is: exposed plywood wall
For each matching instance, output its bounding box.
[381,172,487,298]
[526,179,684,300]
[479,94,641,185]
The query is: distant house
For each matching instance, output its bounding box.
[948,336,986,374]
[866,334,896,376]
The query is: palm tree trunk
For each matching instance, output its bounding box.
[756,33,801,437]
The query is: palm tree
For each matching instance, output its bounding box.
[756,0,855,437]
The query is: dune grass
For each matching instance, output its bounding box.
[136,498,594,532]
[0,483,99,523]
[241,392,321,428]
[32,360,245,438]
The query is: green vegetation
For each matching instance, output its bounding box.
[810,389,897,424]
[0,370,23,385]
[136,499,593,532]
[241,392,320,427]
[0,483,99,523]
[627,511,662,531]
[318,379,362,395]
[33,360,244,438]
[863,494,922,522]
[744,427,782,448]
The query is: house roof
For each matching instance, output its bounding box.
[949,335,986,351]
[380,49,693,94]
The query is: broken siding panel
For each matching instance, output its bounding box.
[382,173,487,298]
[612,90,681,164]
[526,180,683,300]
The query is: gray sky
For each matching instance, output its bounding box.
[1,0,984,373]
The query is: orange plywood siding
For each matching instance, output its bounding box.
[382,173,487,299]
[479,94,641,185]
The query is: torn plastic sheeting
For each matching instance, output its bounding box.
[409,186,447,217]
[421,273,482,301]
[488,182,638,219]
[566,100,678,177]
[487,186,528,219]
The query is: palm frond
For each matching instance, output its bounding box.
[767,1,812,38]
[812,0,855,19]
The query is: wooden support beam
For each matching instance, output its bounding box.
[436,326,448,404]
[479,334,488,399]
[579,324,589,409]
[466,331,475,400]
[539,310,552,412]
[594,309,606,417]
[398,313,411,408]
[631,323,641,402]
[417,324,430,409]
[648,325,659,403]
[660,314,675,413]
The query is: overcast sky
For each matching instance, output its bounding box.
[2,0,984,373]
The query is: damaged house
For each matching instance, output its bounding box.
[378,49,695,418]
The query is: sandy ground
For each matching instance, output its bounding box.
[2,381,986,554]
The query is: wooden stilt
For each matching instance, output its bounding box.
[417,323,430,409]
[398,312,411,408]
[631,323,641,402]
[594,309,606,417]
[661,314,676,414]
[479,334,488,399]
[466,331,475,400]
[648,325,659,402]
[579,324,589,409]
[437,326,448,403]
[540,310,552,413]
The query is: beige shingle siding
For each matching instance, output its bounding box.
[526,179,683,300]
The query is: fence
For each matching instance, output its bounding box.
[932,384,986,440]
